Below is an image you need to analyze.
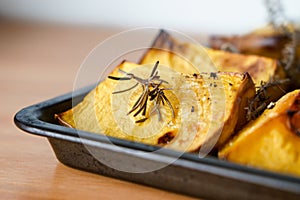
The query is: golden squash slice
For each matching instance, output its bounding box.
[140,30,288,103]
[219,89,300,176]
[56,61,255,152]
[141,30,286,85]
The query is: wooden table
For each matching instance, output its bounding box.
[0,20,197,200]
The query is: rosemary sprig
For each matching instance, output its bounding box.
[108,61,175,123]
[264,0,298,71]
[149,86,174,120]
[112,82,138,94]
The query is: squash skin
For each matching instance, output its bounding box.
[219,90,300,176]
[209,25,290,60]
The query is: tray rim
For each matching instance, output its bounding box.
[14,85,300,195]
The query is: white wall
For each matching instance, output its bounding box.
[0,0,299,34]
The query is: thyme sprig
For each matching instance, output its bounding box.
[245,77,289,120]
[108,61,174,123]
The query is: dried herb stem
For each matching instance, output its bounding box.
[245,77,289,120]
[108,61,174,123]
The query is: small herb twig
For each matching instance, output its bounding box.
[112,83,138,94]
[245,76,289,120]
[108,61,174,123]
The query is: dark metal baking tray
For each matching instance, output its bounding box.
[14,85,300,199]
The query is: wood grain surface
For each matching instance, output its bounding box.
[0,20,198,200]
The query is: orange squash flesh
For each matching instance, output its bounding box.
[219,90,300,176]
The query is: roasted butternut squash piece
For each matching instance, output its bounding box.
[219,89,300,176]
[140,30,288,104]
[209,25,300,89]
[56,61,255,152]
[141,30,286,85]
[209,25,291,59]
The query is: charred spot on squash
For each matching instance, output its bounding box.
[210,72,217,79]
[158,131,175,144]
[287,93,300,136]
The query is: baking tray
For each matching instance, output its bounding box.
[14,85,300,199]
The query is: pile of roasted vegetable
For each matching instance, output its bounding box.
[56,25,300,177]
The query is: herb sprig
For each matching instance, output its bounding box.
[245,77,289,120]
[108,61,174,123]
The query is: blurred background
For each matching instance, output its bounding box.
[0,0,299,34]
